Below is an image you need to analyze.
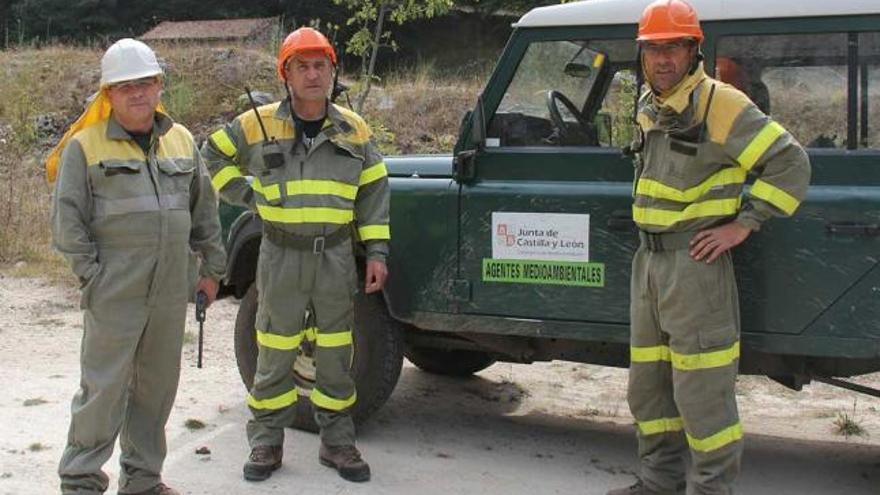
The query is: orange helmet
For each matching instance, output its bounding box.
[637,0,704,43]
[277,27,337,80]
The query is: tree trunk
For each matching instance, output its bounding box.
[355,2,387,113]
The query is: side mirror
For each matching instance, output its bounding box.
[454,96,486,183]
[470,95,486,149]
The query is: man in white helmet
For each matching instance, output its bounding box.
[51,38,226,495]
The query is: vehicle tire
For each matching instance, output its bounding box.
[404,346,496,376]
[233,283,405,433]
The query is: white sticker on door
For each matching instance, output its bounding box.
[492,212,590,261]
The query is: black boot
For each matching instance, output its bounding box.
[606,478,685,495]
[243,445,283,481]
[319,444,371,482]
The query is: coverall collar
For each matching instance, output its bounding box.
[651,62,707,114]
[106,110,174,141]
[275,97,347,135]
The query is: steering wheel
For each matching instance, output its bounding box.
[546,90,592,144]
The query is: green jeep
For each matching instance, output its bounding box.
[218,0,880,430]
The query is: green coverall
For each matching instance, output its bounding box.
[201,99,390,449]
[52,113,227,494]
[629,64,810,494]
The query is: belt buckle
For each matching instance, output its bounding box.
[313,236,325,254]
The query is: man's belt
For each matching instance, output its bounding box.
[638,230,694,252]
[263,223,350,254]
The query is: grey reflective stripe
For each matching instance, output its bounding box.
[94,193,188,217]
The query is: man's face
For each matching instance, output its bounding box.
[106,76,162,128]
[285,52,333,103]
[641,39,697,93]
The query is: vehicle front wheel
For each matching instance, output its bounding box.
[404,346,496,377]
[233,283,405,432]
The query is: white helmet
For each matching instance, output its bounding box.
[100,38,163,87]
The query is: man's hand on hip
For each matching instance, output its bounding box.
[365,260,388,294]
[690,222,751,263]
[196,277,220,307]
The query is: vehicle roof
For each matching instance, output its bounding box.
[515,0,880,28]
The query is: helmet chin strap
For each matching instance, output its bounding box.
[689,50,704,75]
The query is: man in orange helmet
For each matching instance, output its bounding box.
[608,1,810,494]
[201,27,390,483]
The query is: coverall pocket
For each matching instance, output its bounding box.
[664,137,699,181]
[698,322,737,350]
[157,159,195,199]
[694,254,738,349]
[79,265,104,310]
[99,160,141,176]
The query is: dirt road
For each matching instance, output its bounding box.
[2,275,878,494]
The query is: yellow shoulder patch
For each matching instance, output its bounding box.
[698,81,752,145]
[159,124,196,160]
[636,112,654,132]
[239,102,294,145]
[331,104,372,145]
[75,120,143,167]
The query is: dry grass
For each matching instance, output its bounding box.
[832,399,869,438]
[359,64,487,154]
[0,43,484,267]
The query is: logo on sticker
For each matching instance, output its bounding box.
[496,224,516,247]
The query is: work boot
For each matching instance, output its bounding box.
[606,478,685,495]
[319,444,371,482]
[120,483,180,495]
[243,445,283,481]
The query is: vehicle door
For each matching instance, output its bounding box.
[711,22,880,335]
[454,30,640,327]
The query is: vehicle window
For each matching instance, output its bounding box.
[859,32,880,148]
[489,39,637,148]
[717,33,849,149]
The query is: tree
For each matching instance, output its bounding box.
[333,0,453,112]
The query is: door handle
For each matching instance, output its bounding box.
[825,222,880,237]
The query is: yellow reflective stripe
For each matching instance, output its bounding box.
[303,327,317,343]
[638,417,684,436]
[631,345,671,363]
[358,224,390,241]
[310,388,356,411]
[211,165,243,191]
[286,180,357,200]
[750,180,799,216]
[687,422,743,452]
[358,161,388,186]
[209,129,237,158]
[316,330,353,348]
[251,178,281,202]
[593,53,605,68]
[632,198,741,227]
[671,342,740,371]
[632,342,740,371]
[737,121,785,170]
[247,389,297,410]
[256,330,303,350]
[256,205,354,224]
[636,168,746,203]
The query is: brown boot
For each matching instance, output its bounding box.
[606,478,685,495]
[243,445,283,481]
[319,444,371,482]
[120,483,180,495]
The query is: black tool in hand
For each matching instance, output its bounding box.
[196,291,207,368]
